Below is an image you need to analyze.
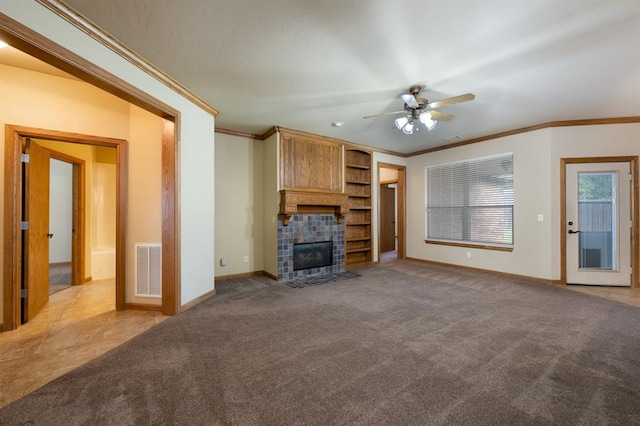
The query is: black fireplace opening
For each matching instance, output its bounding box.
[293,241,333,271]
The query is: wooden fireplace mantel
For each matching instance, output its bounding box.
[279,190,350,226]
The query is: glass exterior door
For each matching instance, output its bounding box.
[566,162,631,286]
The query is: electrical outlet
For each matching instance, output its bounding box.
[220,257,227,266]
[466,251,472,258]
[243,256,248,263]
[537,214,544,222]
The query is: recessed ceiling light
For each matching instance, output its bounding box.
[331,121,344,127]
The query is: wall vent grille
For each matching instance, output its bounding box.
[135,243,162,298]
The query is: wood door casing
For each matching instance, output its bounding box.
[560,156,639,288]
[23,139,50,321]
[379,184,396,253]
[377,162,406,261]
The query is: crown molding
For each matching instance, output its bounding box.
[406,116,640,157]
[215,128,260,139]
[36,0,218,117]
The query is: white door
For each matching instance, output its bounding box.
[566,162,631,286]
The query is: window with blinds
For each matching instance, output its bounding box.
[426,153,514,246]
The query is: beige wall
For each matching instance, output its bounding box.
[92,147,116,251]
[262,133,280,277]
[214,132,264,277]
[126,105,163,303]
[406,123,640,281]
[379,168,398,182]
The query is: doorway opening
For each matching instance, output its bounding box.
[377,162,406,262]
[1,12,181,332]
[8,128,124,325]
[561,156,639,287]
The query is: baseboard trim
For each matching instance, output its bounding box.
[125,303,163,312]
[262,271,278,281]
[181,288,217,312]
[0,324,4,332]
[82,276,92,284]
[215,271,268,282]
[405,257,561,286]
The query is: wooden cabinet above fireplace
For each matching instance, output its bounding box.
[280,128,343,193]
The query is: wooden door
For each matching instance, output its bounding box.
[380,184,396,253]
[23,138,51,321]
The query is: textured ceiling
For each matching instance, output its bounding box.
[51,1,640,153]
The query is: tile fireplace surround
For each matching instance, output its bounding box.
[278,214,345,281]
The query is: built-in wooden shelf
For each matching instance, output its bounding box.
[345,148,373,267]
[348,237,371,242]
[345,164,370,170]
[347,248,372,254]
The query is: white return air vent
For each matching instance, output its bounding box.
[135,243,162,298]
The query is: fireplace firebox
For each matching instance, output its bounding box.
[293,241,333,271]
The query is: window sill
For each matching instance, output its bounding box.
[424,239,514,252]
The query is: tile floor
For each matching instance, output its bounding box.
[0,279,167,408]
[566,284,640,307]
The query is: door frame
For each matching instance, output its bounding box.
[560,156,639,287]
[5,126,125,328]
[46,147,86,287]
[377,162,406,260]
[1,13,181,331]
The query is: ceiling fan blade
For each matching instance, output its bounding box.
[429,110,454,121]
[363,110,406,119]
[427,93,475,109]
[401,94,419,108]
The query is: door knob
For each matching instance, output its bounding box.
[568,230,580,234]
[47,233,54,239]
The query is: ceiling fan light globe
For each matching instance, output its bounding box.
[425,119,437,131]
[395,116,409,129]
[402,122,414,134]
[419,111,432,124]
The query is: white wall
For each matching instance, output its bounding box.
[214,132,264,277]
[49,159,73,263]
[406,123,640,281]
[0,1,216,315]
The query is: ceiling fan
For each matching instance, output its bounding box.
[364,85,475,134]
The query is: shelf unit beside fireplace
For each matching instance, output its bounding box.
[345,148,373,267]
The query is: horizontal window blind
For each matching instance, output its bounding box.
[426,153,514,246]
